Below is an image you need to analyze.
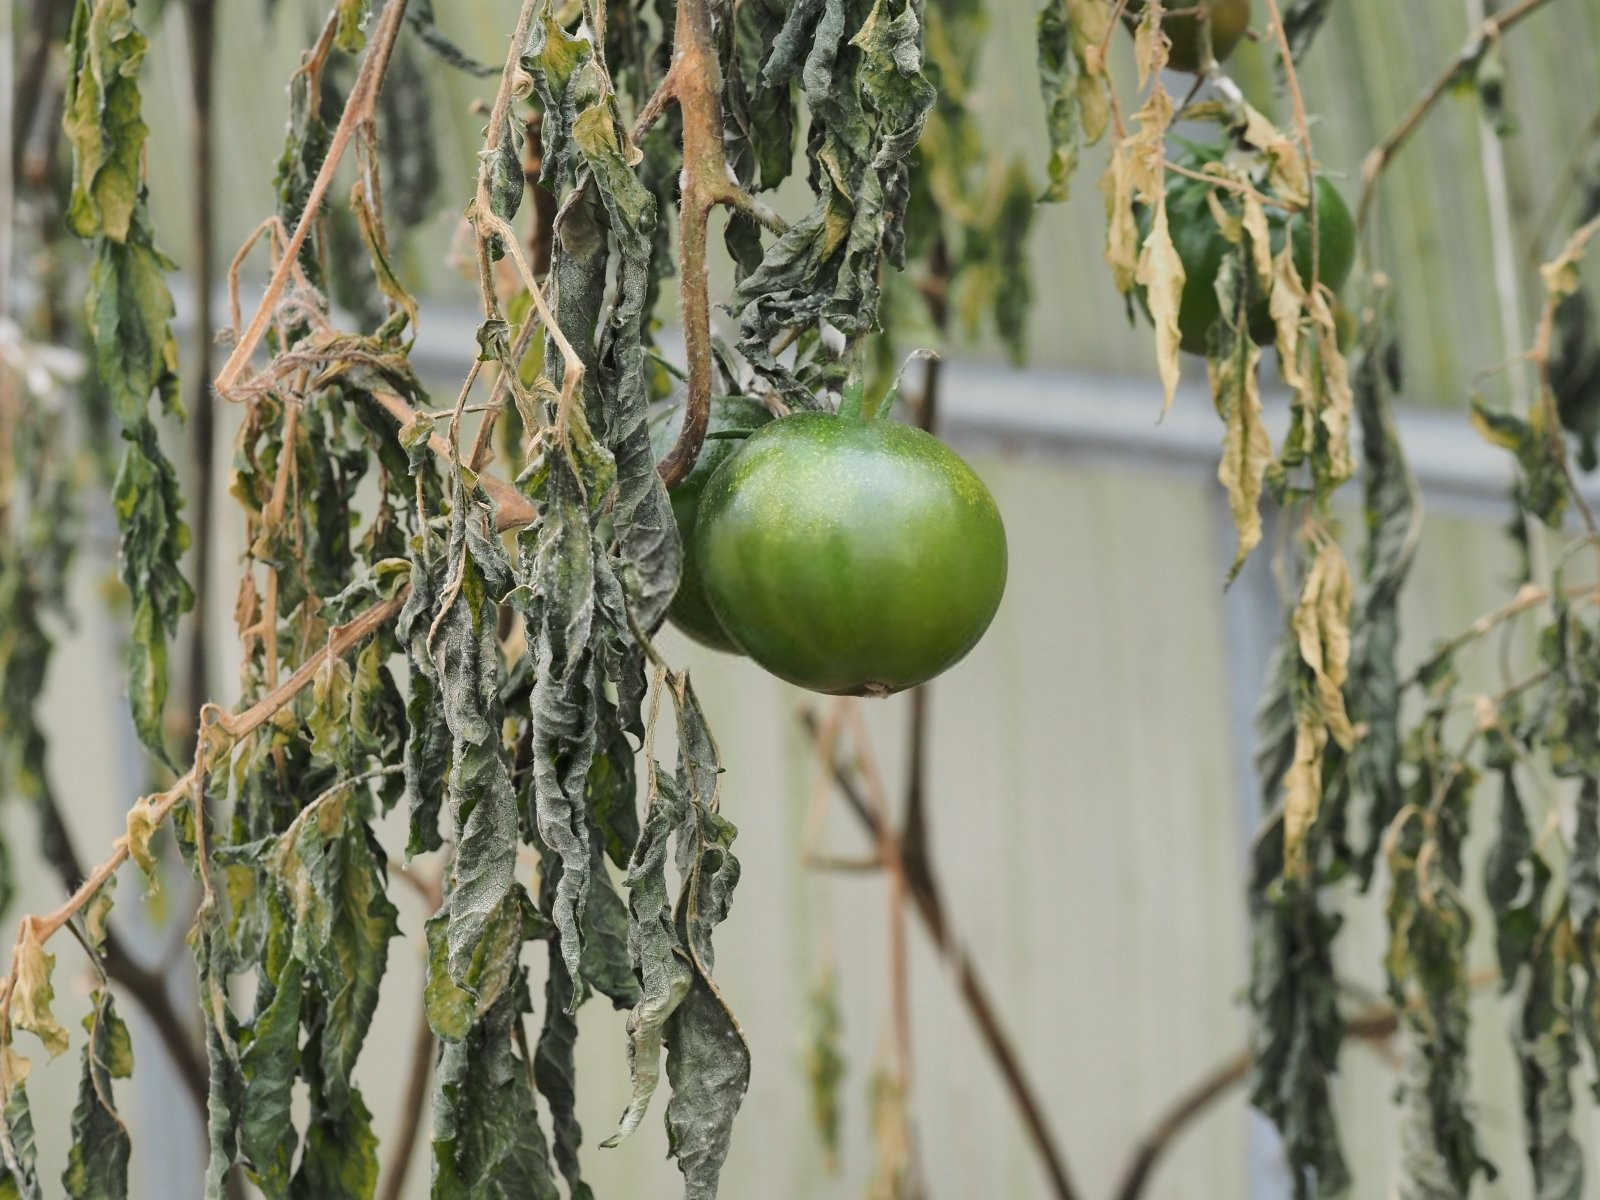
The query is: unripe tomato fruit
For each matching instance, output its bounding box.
[1123,0,1250,73]
[694,412,1007,696]
[648,395,773,651]
[1140,165,1356,356]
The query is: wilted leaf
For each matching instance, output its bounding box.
[1137,200,1185,411]
[1208,253,1270,580]
[61,992,131,1200]
[1036,0,1112,202]
[11,927,67,1061]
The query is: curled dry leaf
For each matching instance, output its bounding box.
[11,926,67,1061]
[1292,539,1358,753]
[1137,203,1186,411]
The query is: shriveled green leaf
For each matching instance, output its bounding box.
[1472,396,1568,528]
[0,1079,41,1200]
[63,0,149,242]
[1036,0,1110,203]
[402,483,522,985]
[289,1087,379,1199]
[61,992,131,1200]
[430,987,559,1200]
[1386,750,1495,1196]
[270,789,398,1111]
[406,0,497,76]
[727,0,937,406]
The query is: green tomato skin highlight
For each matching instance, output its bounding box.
[694,413,1008,696]
[649,395,774,652]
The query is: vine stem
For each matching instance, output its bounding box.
[1112,967,1505,1199]
[1462,0,1557,594]
[182,0,218,739]
[1356,0,1564,234]
[463,0,593,437]
[1259,0,1318,289]
[1112,1006,1403,1200]
[369,388,537,527]
[377,1003,435,1200]
[1528,213,1600,556]
[653,0,725,489]
[212,0,410,400]
[0,588,408,1021]
[801,710,1082,1200]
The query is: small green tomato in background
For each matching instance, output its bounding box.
[649,394,774,651]
[1138,148,1357,356]
[1123,0,1251,73]
[694,409,1008,696]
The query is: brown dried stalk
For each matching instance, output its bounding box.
[212,0,410,399]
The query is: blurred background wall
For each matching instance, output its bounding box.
[11,1,1600,1197]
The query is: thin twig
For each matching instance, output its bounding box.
[0,587,408,1020]
[652,0,726,489]
[801,711,1081,1200]
[377,1001,435,1200]
[182,0,219,755]
[1111,1007,1403,1200]
[1357,0,1564,235]
[1260,0,1318,289]
[213,0,411,399]
[368,388,537,528]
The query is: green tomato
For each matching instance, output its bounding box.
[648,394,773,651]
[694,412,1007,696]
[1140,166,1356,356]
[1124,0,1251,73]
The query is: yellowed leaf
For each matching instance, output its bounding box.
[1540,214,1600,302]
[0,1044,32,1099]
[1101,148,1140,293]
[1239,102,1308,205]
[1078,72,1111,144]
[866,1061,917,1200]
[1270,243,1307,394]
[1282,713,1326,880]
[125,794,163,890]
[1209,331,1269,577]
[1205,188,1243,246]
[1291,540,1358,750]
[1241,192,1274,287]
[1133,2,1169,87]
[1068,0,1115,63]
[13,924,68,1060]
[1307,287,1355,485]
[82,882,115,953]
[1137,200,1186,411]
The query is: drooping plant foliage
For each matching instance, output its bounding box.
[3,0,1600,1197]
[0,0,1031,1196]
[1035,0,1600,1196]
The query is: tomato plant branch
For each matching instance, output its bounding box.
[27,788,208,1120]
[1356,0,1564,234]
[801,710,1082,1200]
[213,0,410,400]
[368,388,538,528]
[1111,1005,1405,1200]
[182,0,219,755]
[0,587,408,1023]
[653,0,726,489]
[1260,0,1319,287]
